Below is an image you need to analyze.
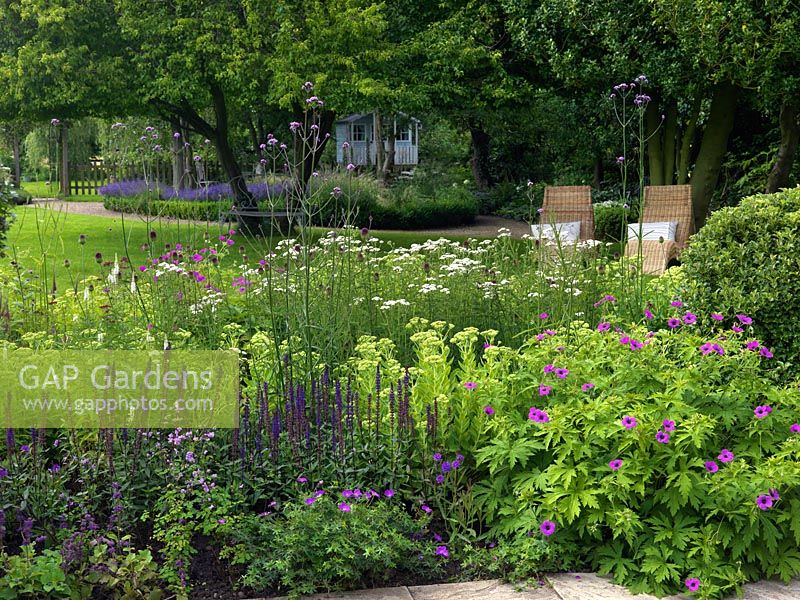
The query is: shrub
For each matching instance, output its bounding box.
[593,202,631,244]
[681,188,800,366]
[418,318,800,598]
[310,173,478,229]
[98,179,284,202]
[220,494,439,597]
[102,196,234,221]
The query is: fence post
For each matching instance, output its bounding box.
[60,123,70,196]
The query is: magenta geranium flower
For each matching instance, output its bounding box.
[662,419,676,432]
[760,347,774,359]
[790,423,800,433]
[711,313,724,321]
[718,449,734,463]
[736,314,753,325]
[671,300,683,307]
[667,318,681,329]
[619,335,630,345]
[769,488,780,502]
[421,504,432,513]
[745,340,760,351]
[621,416,637,429]
[704,461,719,473]
[529,408,550,423]
[539,312,549,320]
[539,520,556,536]
[543,364,555,373]
[464,381,477,390]
[539,384,552,396]
[435,545,449,558]
[655,431,670,444]
[609,459,623,471]
[644,309,654,319]
[597,322,611,332]
[484,405,495,416]
[581,383,595,392]
[629,339,644,350]
[685,578,701,592]
[554,368,569,379]
[683,312,697,325]
[338,502,351,512]
[756,494,773,510]
[731,325,744,333]
[754,405,772,419]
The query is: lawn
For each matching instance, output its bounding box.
[5,205,494,290]
[21,179,103,201]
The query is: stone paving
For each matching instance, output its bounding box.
[250,573,800,600]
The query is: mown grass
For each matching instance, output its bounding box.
[5,206,500,290]
[21,180,103,201]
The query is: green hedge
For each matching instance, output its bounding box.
[104,177,480,231]
[681,188,800,365]
[103,195,235,221]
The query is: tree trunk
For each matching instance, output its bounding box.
[382,115,396,179]
[766,100,800,193]
[662,105,678,185]
[690,83,737,229]
[301,109,335,188]
[60,123,70,197]
[469,124,492,191]
[374,112,385,181]
[646,103,665,186]
[677,98,701,185]
[171,118,184,190]
[592,152,603,188]
[11,134,21,186]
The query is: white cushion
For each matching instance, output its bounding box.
[531,220,581,242]
[627,221,677,242]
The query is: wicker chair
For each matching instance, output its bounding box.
[625,185,695,275]
[538,186,595,241]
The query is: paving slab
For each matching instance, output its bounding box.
[546,573,684,600]
[248,587,414,600]
[409,579,559,599]
[740,579,800,599]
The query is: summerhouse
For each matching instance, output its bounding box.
[334,113,420,168]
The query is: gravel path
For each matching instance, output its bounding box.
[29,199,531,238]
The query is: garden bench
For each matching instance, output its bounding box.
[221,208,303,234]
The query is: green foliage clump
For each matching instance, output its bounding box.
[102,196,233,221]
[433,319,800,598]
[681,188,800,365]
[220,495,439,598]
[310,173,478,230]
[593,202,630,243]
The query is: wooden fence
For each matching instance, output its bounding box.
[69,158,224,195]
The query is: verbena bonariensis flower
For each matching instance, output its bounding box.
[539,520,556,536]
